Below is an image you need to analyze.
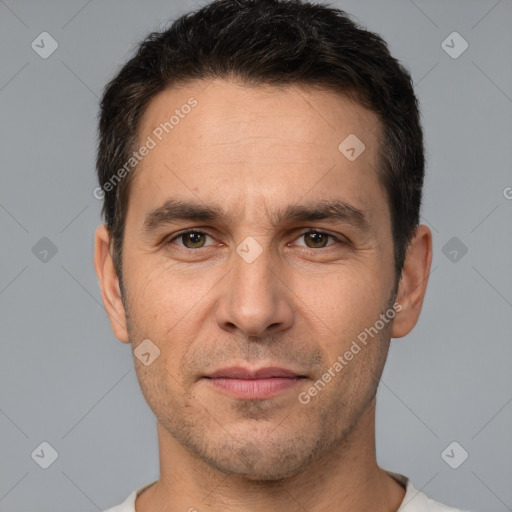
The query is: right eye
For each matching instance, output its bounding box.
[168,230,215,249]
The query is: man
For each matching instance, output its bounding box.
[94,1,472,510]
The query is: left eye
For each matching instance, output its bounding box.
[294,231,338,249]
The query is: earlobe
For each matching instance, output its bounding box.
[391,224,433,339]
[93,224,130,343]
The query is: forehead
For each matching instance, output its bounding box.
[128,79,385,226]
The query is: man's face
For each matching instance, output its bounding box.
[119,80,397,479]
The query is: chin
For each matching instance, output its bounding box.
[196,431,327,482]
[210,455,308,482]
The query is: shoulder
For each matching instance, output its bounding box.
[102,481,157,512]
[102,489,136,512]
[386,471,474,512]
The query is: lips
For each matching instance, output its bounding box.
[206,366,302,379]
[204,366,306,400]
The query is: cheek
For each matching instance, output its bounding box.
[291,267,391,353]
[133,357,188,429]
[124,261,222,382]
[125,256,204,328]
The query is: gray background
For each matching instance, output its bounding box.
[1,0,511,510]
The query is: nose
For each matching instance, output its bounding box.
[214,245,294,338]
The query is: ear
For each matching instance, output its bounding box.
[391,224,433,339]
[94,224,130,343]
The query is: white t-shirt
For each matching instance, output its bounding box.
[103,470,473,511]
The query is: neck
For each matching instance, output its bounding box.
[136,399,405,512]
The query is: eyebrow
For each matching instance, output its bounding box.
[142,199,370,233]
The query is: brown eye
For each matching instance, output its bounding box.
[182,232,205,248]
[303,232,331,248]
[174,231,210,248]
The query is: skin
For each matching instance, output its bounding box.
[94,79,432,512]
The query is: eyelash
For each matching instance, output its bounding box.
[167,229,343,249]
